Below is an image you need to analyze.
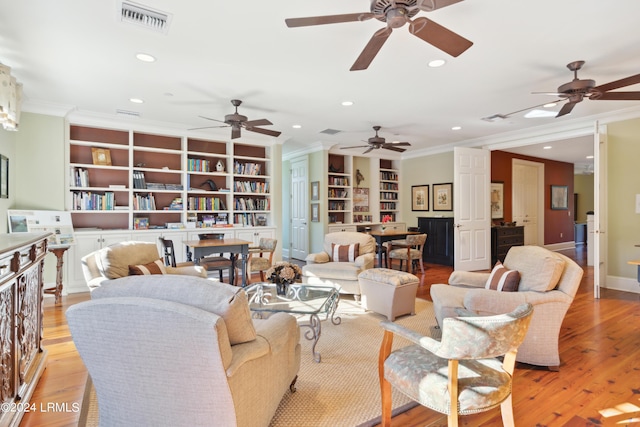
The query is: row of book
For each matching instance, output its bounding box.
[72,191,115,211]
[328,189,348,198]
[328,177,349,186]
[187,158,213,172]
[234,180,269,193]
[132,194,156,210]
[133,171,147,189]
[234,197,270,211]
[380,171,398,181]
[233,213,267,227]
[380,182,399,191]
[72,167,91,187]
[187,197,227,211]
[380,202,398,211]
[380,192,398,200]
[234,161,262,176]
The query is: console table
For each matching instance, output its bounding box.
[0,233,50,427]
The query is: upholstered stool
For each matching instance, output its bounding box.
[358,268,419,321]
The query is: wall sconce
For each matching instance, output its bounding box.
[0,63,23,131]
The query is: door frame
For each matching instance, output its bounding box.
[512,158,545,246]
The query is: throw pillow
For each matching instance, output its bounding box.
[485,261,520,292]
[331,243,360,262]
[128,259,167,276]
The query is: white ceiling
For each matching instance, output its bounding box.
[2,0,639,169]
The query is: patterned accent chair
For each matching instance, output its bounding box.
[302,232,376,300]
[379,303,534,427]
[387,233,427,274]
[241,237,278,284]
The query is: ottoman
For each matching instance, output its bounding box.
[358,268,419,321]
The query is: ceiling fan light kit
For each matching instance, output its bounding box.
[285,0,472,71]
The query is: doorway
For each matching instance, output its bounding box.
[290,156,310,260]
[512,159,544,246]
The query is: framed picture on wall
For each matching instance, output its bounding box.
[311,203,319,222]
[551,185,568,210]
[491,181,504,219]
[0,155,8,199]
[311,181,319,201]
[433,183,453,211]
[411,185,429,211]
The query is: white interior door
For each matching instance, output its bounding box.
[454,147,491,271]
[290,156,309,260]
[594,123,607,298]
[512,159,544,245]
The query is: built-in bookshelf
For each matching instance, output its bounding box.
[379,159,399,222]
[67,125,272,230]
[327,154,352,225]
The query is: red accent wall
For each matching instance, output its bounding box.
[491,150,575,245]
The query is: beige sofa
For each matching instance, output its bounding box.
[68,275,301,427]
[430,245,583,369]
[81,241,207,291]
[302,231,376,299]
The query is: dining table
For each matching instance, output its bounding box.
[368,230,421,268]
[184,238,252,287]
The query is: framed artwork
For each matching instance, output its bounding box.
[491,181,504,219]
[551,185,568,210]
[0,155,7,198]
[311,203,319,222]
[411,185,429,211]
[353,188,369,212]
[311,181,319,201]
[433,183,453,211]
[91,147,112,166]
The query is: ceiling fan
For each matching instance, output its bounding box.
[341,126,411,154]
[189,99,281,139]
[285,0,473,71]
[533,60,640,117]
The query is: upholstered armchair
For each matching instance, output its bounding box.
[68,275,301,427]
[302,231,376,299]
[81,241,206,291]
[379,303,534,427]
[430,245,583,369]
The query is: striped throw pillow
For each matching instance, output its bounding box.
[485,261,520,292]
[331,243,360,262]
[128,259,167,276]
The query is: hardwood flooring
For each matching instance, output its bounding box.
[20,247,640,426]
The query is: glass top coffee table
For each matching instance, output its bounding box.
[244,283,341,362]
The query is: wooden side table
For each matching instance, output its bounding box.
[44,245,70,304]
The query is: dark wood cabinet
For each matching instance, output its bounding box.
[491,226,524,265]
[417,217,454,266]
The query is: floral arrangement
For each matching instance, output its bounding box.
[266,261,302,286]
[382,215,393,223]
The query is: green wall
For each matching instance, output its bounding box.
[607,117,640,278]
[309,150,326,254]
[400,151,454,228]
[574,174,594,223]
[0,125,17,232]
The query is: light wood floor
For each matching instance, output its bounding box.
[20,247,640,427]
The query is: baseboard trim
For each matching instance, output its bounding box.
[544,242,576,251]
[603,275,640,294]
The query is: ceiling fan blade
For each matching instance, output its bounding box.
[246,127,282,138]
[593,73,640,93]
[340,145,371,150]
[408,17,473,57]
[383,146,407,153]
[231,127,241,139]
[384,142,411,147]
[244,118,272,127]
[556,101,578,118]
[188,125,229,131]
[532,92,564,96]
[416,0,464,12]
[350,27,393,71]
[285,12,375,28]
[363,146,375,154]
[595,91,640,101]
[198,115,226,123]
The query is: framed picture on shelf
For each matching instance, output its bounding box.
[91,147,112,166]
[490,181,504,219]
[433,183,453,211]
[311,203,319,222]
[551,185,568,210]
[311,181,319,201]
[411,185,429,211]
[0,155,8,198]
[353,188,369,212]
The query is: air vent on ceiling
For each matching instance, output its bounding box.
[320,128,342,135]
[116,109,141,118]
[481,114,508,123]
[118,1,172,34]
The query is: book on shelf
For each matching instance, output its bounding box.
[72,167,90,187]
[133,171,147,189]
[146,182,166,190]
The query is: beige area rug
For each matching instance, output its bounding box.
[80,298,439,427]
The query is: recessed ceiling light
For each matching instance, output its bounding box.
[341,101,353,106]
[129,98,144,104]
[428,59,446,68]
[451,126,462,131]
[543,102,557,108]
[136,53,156,62]
[543,146,552,150]
[292,124,302,129]
[586,155,594,159]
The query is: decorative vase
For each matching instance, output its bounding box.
[276,282,288,296]
[381,225,386,233]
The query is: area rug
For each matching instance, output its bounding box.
[81,298,439,427]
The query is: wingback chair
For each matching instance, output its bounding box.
[430,245,583,370]
[302,231,376,299]
[379,303,534,427]
[68,275,301,427]
[81,241,206,291]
